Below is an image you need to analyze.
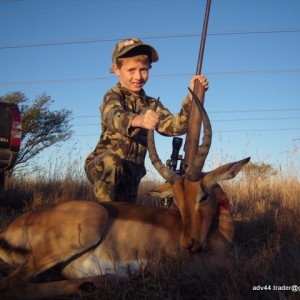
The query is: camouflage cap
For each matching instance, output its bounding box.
[110,38,159,73]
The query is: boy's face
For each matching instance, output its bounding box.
[113,58,149,92]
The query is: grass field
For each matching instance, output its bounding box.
[0,164,300,300]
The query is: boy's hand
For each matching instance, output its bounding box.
[189,74,209,101]
[131,110,161,130]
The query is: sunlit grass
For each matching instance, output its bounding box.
[1,155,300,299]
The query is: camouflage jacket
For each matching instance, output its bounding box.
[84,83,192,166]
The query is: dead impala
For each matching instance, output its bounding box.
[0,92,250,299]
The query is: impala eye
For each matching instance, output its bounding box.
[199,194,209,203]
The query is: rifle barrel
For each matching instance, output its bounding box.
[196,0,211,75]
[182,0,211,173]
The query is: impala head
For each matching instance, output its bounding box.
[147,89,250,252]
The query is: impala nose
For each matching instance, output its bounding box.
[186,239,195,251]
[186,238,207,253]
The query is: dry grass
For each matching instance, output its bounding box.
[1,165,300,300]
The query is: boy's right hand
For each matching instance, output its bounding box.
[131,110,161,130]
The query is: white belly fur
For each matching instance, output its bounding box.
[60,245,145,279]
[60,218,177,279]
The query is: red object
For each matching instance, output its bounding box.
[10,108,22,149]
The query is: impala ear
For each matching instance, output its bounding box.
[146,182,173,199]
[203,157,250,188]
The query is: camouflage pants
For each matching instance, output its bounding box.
[84,152,146,203]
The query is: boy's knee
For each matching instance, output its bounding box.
[85,152,123,184]
[91,152,123,174]
[100,153,122,168]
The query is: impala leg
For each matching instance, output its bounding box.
[0,257,33,292]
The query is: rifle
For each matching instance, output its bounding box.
[167,0,211,175]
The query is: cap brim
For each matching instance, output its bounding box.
[109,43,159,73]
[136,43,159,63]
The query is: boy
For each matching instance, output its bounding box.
[84,38,208,203]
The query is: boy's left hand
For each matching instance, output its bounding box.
[189,74,209,101]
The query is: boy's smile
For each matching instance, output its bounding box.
[113,59,150,92]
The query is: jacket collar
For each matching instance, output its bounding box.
[117,82,146,100]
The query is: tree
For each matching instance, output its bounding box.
[0,91,73,172]
[243,161,277,181]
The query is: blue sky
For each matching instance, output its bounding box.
[1,0,299,179]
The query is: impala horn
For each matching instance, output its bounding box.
[147,100,180,185]
[186,87,212,182]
